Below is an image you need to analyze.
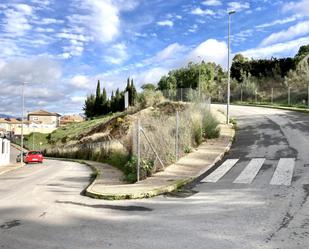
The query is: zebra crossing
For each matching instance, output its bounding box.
[201,158,296,186]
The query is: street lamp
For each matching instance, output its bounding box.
[198,56,202,97]
[227,10,236,125]
[20,82,27,164]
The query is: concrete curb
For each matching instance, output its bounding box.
[232,103,309,114]
[45,118,235,200]
[85,124,235,200]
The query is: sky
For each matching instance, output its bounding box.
[0,0,308,116]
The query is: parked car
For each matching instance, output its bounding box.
[16,151,44,164]
[16,152,27,163]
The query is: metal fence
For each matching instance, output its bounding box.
[215,86,309,108]
[132,88,211,181]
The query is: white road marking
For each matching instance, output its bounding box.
[202,159,239,183]
[233,158,265,184]
[270,158,295,186]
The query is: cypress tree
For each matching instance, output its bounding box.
[101,88,108,114]
[130,79,137,106]
[94,80,101,115]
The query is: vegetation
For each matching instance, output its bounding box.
[157,61,227,97]
[83,78,137,118]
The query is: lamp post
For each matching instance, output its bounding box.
[20,82,26,163]
[227,10,236,125]
[198,56,202,98]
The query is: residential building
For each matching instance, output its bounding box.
[60,114,85,126]
[28,110,61,128]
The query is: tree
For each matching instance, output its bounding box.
[295,45,309,63]
[141,83,156,91]
[101,87,108,114]
[94,80,102,115]
[130,79,137,106]
[83,94,96,118]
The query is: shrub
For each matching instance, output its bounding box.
[202,111,220,139]
[124,156,154,183]
[138,90,165,108]
[191,113,203,145]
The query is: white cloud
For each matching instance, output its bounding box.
[70,0,120,43]
[228,2,250,12]
[202,0,222,6]
[0,57,61,85]
[70,75,92,89]
[39,18,64,25]
[155,43,186,61]
[134,67,169,85]
[3,4,33,36]
[188,39,228,68]
[261,20,309,46]
[256,15,302,28]
[157,20,174,27]
[191,7,215,16]
[104,42,128,65]
[283,0,309,16]
[188,24,198,33]
[241,36,309,59]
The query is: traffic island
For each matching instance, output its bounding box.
[84,108,235,200]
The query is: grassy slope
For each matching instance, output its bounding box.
[24,112,121,149]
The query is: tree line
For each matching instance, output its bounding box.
[157,61,227,96]
[231,45,309,90]
[83,78,137,118]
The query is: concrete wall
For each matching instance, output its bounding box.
[0,138,10,166]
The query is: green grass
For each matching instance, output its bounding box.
[48,112,121,145]
[19,112,123,150]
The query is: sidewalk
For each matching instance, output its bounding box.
[0,163,23,176]
[84,108,235,200]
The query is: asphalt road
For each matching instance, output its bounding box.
[0,105,309,249]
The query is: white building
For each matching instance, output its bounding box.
[0,138,10,166]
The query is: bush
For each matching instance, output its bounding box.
[202,111,220,139]
[191,113,203,145]
[138,90,165,108]
[124,156,154,183]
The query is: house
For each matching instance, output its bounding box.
[28,110,61,128]
[0,119,10,136]
[60,114,85,126]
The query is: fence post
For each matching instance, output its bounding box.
[180,88,183,102]
[271,88,274,105]
[288,87,291,106]
[240,88,243,102]
[137,119,141,182]
[307,85,309,108]
[175,111,179,161]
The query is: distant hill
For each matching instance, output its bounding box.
[0,114,15,119]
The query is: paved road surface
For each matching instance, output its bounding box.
[0,105,308,249]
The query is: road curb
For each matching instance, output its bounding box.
[45,120,235,200]
[84,124,235,200]
[232,103,309,114]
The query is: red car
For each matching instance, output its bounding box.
[24,151,44,164]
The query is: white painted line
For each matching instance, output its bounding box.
[270,158,295,186]
[233,158,265,184]
[202,159,239,183]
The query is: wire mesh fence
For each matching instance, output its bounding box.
[132,89,212,181]
[216,86,309,108]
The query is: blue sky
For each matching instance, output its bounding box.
[0,0,308,115]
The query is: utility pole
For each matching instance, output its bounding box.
[227,10,236,125]
[20,82,25,163]
[198,56,201,98]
